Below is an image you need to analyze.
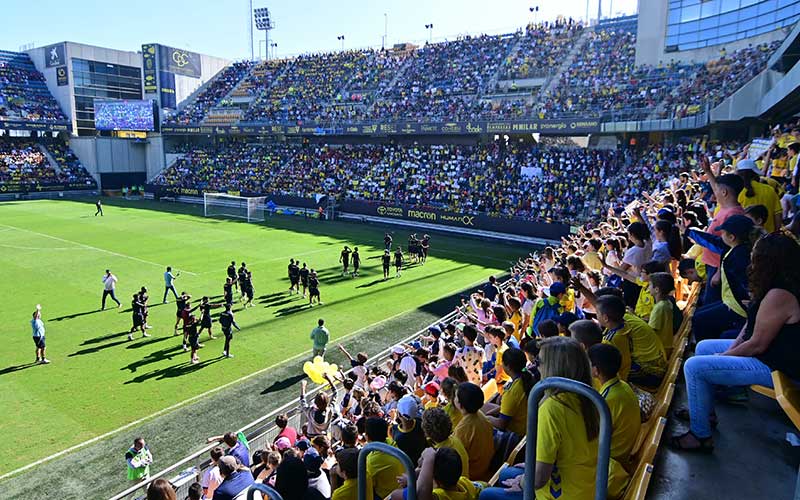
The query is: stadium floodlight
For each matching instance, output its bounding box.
[337,35,345,51]
[254,7,275,60]
[425,23,433,42]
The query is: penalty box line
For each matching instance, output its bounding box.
[0,224,197,276]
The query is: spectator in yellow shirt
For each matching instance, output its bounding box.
[364,417,405,499]
[648,272,676,356]
[485,348,537,436]
[331,448,360,500]
[588,343,642,471]
[453,382,495,481]
[421,407,470,478]
[736,159,782,232]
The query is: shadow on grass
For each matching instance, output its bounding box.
[68,334,132,357]
[260,373,307,395]
[123,356,226,384]
[81,330,131,345]
[125,336,173,349]
[51,309,103,322]
[355,277,389,289]
[257,292,284,300]
[0,362,40,376]
[121,344,187,373]
[274,303,311,317]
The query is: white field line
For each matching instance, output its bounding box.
[0,224,198,276]
[0,306,412,482]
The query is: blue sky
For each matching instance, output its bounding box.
[2,0,638,60]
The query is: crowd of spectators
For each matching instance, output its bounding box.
[665,42,781,119]
[0,50,67,123]
[499,18,583,81]
[159,18,783,126]
[168,61,254,125]
[147,123,800,500]
[153,141,622,224]
[0,138,94,189]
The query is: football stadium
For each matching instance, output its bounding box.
[2,0,800,498]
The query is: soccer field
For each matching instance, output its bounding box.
[0,198,525,476]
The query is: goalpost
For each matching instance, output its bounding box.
[203,193,267,222]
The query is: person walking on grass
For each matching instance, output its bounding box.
[163,266,179,303]
[32,304,49,364]
[102,269,121,309]
[219,303,241,358]
[310,319,329,358]
[95,199,103,216]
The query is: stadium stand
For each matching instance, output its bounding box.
[0,50,67,123]
[498,19,584,81]
[0,137,95,190]
[153,142,621,224]
[167,61,254,125]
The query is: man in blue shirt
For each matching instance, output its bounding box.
[207,432,250,467]
[31,304,49,364]
[212,456,254,500]
[162,266,179,303]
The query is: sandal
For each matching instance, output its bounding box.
[669,430,714,453]
[673,408,718,429]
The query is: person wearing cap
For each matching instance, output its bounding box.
[698,158,746,305]
[736,158,782,232]
[554,311,579,335]
[527,282,566,337]
[304,448,331,498]
[213,455,254,500]
[688,215,761,341]
[391,395,427,465]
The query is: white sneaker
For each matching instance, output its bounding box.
[162,300,167,304]
[128,334,134,341]
[40,358,50,364]
[183,345,188,352]
[143,332,151,337]
[225,353,233,358]
[145,325,153,329]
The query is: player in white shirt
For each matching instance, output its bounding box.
[102,269,121,309]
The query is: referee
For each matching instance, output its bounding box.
[163,266,179,303]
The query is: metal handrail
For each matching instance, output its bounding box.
[524,377,612,500]
[357,442,417,500]
[247,482,284,500]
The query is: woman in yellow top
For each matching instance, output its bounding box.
[736,159,782,232]
[485,348,537,436]
[648,272,676,357]
[477,337,628,500]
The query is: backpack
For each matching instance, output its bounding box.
[530,297,562,337]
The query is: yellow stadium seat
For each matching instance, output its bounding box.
[482,378,498,402]
[631,417,666,469]
[653,383,675,420]
[623,462,654,500]
[773,371,800,431]
[750,384,777,399]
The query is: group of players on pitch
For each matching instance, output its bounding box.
[126,233,431,364]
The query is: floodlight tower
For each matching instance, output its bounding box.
[254,7,275,60]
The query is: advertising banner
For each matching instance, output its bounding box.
[159,71,177,109]
[141,44,157,93]
[0,182,94,194]
[161,118,601,137]
[145,185,570,240]
[45,43,66,67]
[159,45,202,78]
[0,120,69,132]
[56,66,68,86]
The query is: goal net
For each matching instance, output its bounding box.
[203,193,266,222]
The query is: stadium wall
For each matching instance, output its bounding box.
[70,136,165,189]
[635,0,790,66]
[27,42,142,135]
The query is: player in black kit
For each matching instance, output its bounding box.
[240,269,255,307]
[382,249,391,280]
[288,259,300,295]
[173,291,190,335]
[421,234,430,263]
[351,247,361,277]
[394,247,404,277]
[219,303,240,358]
[224,277,234,306]
[384,233,393,251]
[186,315,201,364]
[308,269,322,306]
[128,294,149,340]
[339,246,351,276]
[299,263,310,297]
[194,296,223,340]
[227,261,238,293]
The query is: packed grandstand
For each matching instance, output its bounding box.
[2,5,800,500]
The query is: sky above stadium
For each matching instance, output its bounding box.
[2,0,637,60]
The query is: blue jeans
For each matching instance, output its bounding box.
[701,265,721,306]
[683,339,773,438]
[691,301,745,343]
[479,466,524,500]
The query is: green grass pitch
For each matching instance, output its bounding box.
[0,198,525,476]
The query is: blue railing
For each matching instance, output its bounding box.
[524,377,613,500]
[358,442,417,500]
[247,482,284,500]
